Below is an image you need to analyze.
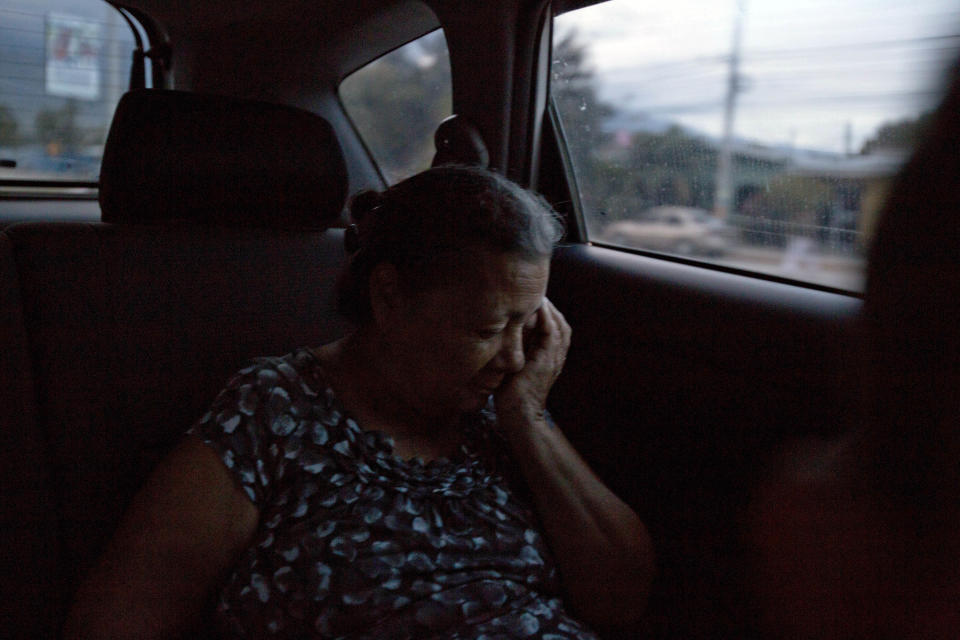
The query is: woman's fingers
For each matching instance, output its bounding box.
[542,299,570,352]
[533,298,570,378]
[524,312,539,332]
[495,299,571,428]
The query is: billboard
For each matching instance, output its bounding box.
[45,13,101,100]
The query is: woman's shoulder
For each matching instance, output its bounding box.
[193,347,335,439]
[189,347,345,505]
[240,346,321,377]
[221,347,327,396]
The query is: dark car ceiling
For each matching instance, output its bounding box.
[116,0,548,179]
[121,0,442,84]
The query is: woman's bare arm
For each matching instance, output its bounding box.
[496,299,655,632]
[501,415,655,631]
[63,435,259,640]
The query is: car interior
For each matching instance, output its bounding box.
[1,0,958,637]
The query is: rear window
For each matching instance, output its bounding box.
[552,0,960,292]
[0,0,139,193]
[339,28,452,184]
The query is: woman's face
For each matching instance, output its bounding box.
[377,250,550,417]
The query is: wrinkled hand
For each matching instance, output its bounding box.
[494,298,571,434]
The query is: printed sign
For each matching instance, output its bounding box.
[45,13,101,100]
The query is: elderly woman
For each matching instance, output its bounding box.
[65,166,654,639]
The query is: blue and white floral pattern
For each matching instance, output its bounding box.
[191,348,598,639]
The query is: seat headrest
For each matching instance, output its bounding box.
[99,90,347,228]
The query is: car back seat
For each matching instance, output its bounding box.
[2,90,354,638]
[0,232,61,638]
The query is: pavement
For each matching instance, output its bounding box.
[714,244,866,291]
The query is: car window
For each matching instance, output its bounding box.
[552,0,960,292]
[0,0,140,194]
[339,27,452,185]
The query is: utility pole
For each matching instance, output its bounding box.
[714,0,746,220]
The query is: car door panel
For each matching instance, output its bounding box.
[546,243,861,635]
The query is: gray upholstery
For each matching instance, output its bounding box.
[5,223,350,632]
[2,91,354,638]
[0,232,60,639]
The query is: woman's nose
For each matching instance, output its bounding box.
[496,328,526,373]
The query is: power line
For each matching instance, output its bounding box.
[633,88,941,115]
[0,24,136,46]
[596,34,959,75]
[0,7,132,29]
[746,34,960,59]
[0,43,138,62]
[0,75,133,90]
[0,90,128,102]
[0,59,134,72]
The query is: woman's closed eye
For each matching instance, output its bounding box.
[476,325,506,340]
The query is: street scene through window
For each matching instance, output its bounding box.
[339,28,452,185]
[0,0,136,190]
[553,0,960,291]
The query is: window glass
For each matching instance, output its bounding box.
[339,28,452,184]
[553,0,960,291]
[0,0,137,190]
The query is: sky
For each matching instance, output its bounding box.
[556,0,960,153]
[2,0,958,159]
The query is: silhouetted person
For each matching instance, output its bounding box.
[753,60,960,639]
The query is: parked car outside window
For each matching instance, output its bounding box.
[599,205,730,256]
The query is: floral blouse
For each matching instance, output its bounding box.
[190,348,598,639]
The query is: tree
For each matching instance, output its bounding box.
[0,105,19,146]
[550,31,724,223]
[34,99,82,152]
[551,28,612,152]
[629,126,717,209]
[749,175,833,222]
[339,32,451,183]
[860,112,932,155]
[551,28,621,223]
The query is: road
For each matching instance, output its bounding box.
[715,244,865,292]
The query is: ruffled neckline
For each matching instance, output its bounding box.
[294,347,496,476]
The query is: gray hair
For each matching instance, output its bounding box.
[337,165,564,324]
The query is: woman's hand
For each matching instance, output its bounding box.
[491,298,654,630]
[494,297,571,432]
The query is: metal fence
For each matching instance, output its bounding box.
[727,214,864,254]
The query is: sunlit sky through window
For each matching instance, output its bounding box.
[556,0,960,153]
